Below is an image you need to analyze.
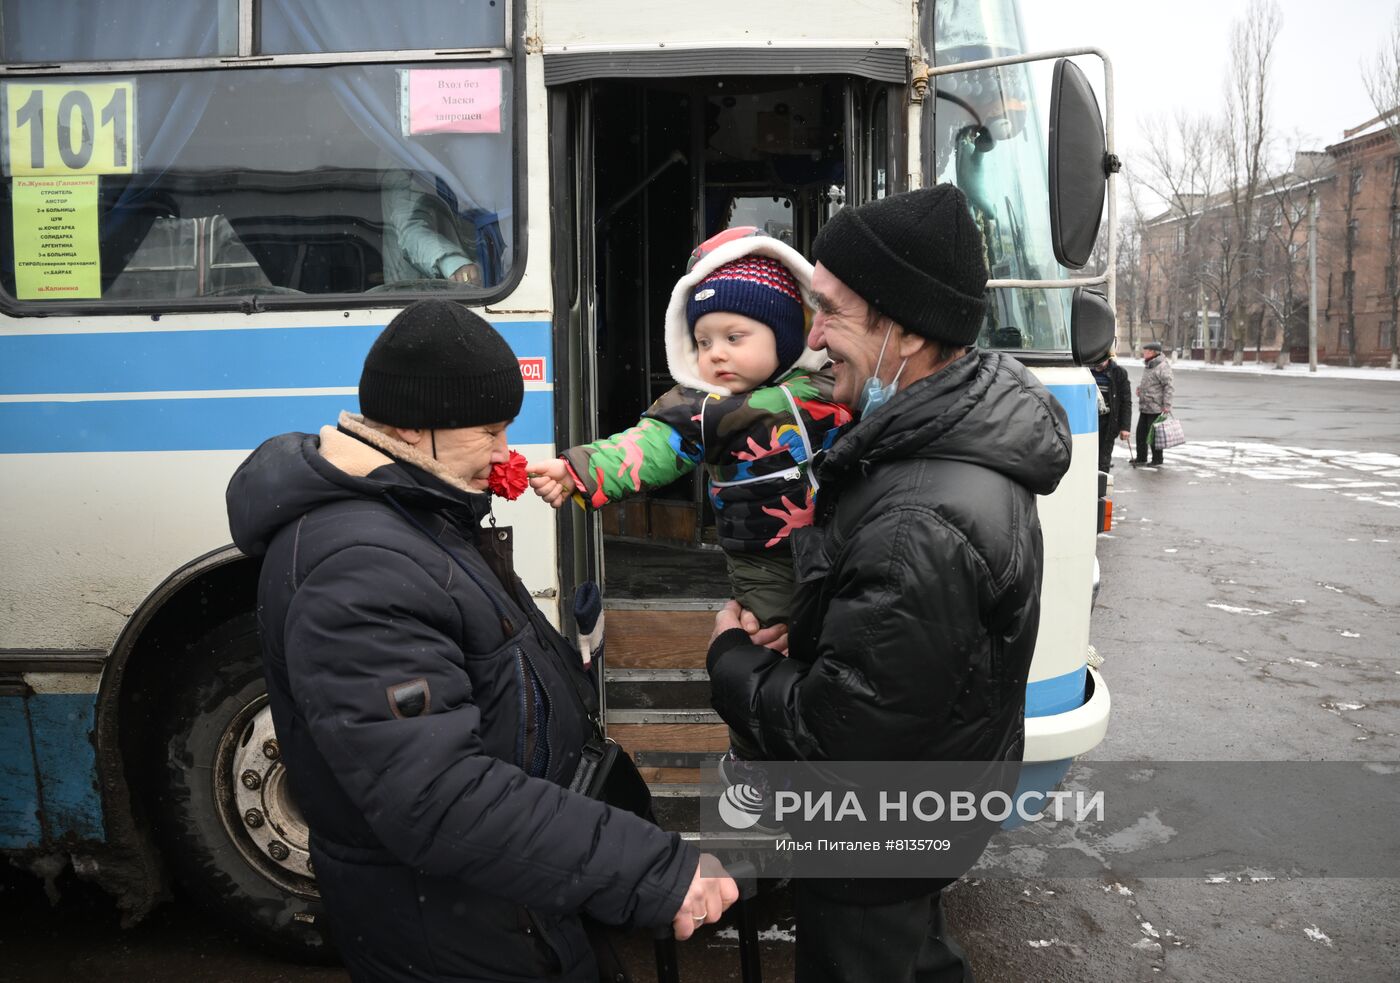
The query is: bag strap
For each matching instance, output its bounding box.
[778,382,820,494]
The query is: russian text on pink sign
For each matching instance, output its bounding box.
[407,68,503,135]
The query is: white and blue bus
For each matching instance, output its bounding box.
[1,0,1112,955]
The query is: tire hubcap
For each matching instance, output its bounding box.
[217,696,318,897]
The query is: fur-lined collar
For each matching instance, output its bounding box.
[664,235,829,395]
[321,411,481,497]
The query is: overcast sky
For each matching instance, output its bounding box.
[1019,0,1391,168]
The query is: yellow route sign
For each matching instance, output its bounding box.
[4,80,137,177]
[12,175,101,299]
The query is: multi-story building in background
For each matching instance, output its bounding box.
[1123,111,1399,366]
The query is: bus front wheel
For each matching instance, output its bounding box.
[154,613,335,961]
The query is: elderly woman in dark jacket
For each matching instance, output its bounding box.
[227,300,734,982]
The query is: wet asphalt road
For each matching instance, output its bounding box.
[942,365,1400,981]
[3,364,1397,981]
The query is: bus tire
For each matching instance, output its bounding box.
[153,613,337,963]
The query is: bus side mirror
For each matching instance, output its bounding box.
[1071,286,1115,366]
[1047,59,1106,270]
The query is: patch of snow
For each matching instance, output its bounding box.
[714,924,797,943]
[1287,658,1321,668]
[1205,876,1229,884]
[1207,602,1274,616]
[1163,548,1178,553]
[1303,925,1333,947]
[1339,630,1361,638]
[1119,357,1400,383]
[1027,939,1061,949]
[1131,938,1162,952]
[1140,922,1160,938]
[1102,882,1135,896]
[1321,584,1345,593]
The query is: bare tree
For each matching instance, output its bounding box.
[1362,4,1400,369]
[1220,0,1282,364]
[1114,208,1144,353]
[1134,111,1222,355]
[1126,179,1173,347]
[1257,147,1316,367]
[1340,163,1362,366]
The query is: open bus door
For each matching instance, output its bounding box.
[549,44,1115,826]
[549,71,903,821]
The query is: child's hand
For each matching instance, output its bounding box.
[527,459,576,509]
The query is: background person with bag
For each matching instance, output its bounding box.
[226,300,736,982]
[1091,350,1132,472]
[1132,340,1175,467]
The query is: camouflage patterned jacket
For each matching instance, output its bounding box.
[561,367,850,553]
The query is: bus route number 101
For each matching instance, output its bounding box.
[3,81,138,177]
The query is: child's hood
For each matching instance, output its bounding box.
[664,233,828,396]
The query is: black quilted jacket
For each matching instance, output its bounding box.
[709,350,1071,785]
[228,426,695,981]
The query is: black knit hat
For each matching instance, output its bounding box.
[812,185,988,345]
[359,300,523,428]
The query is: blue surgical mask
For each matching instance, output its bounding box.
[858,323,908,418]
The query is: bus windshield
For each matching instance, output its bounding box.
[931,0,1072,352]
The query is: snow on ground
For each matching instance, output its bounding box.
[1117,357,1400,383]
[1127,441,1400,511]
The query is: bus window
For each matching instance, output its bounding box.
[0,0,235,62]
[0,61,515,308]
[259,0,506,54]
[725,196,794,244]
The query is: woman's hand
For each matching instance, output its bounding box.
[526,459,576,509]
[670,854,739,941]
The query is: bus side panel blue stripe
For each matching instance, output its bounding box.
[0,321,553,395]
[1025,664,1087,717]
[28,693,104,841]
[1043,383,1096,436]
[0,697,43,849]
[0,389,553,453]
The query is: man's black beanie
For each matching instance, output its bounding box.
[812,184,988,346]
[359,300,523,428]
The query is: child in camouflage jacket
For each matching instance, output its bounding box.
[529,227,850,631]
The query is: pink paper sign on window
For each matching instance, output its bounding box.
[406,68,502,135]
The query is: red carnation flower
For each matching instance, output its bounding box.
[488,449,529,500]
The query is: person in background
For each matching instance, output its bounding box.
[1091,349,1132,472]
[226,300,735,981]
[381,169,483,286]
[1132,340,1174,467]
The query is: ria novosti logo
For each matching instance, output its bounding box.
[717,783,765,830]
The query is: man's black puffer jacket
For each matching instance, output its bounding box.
[709,349,1071,855]
[228,420,696,982]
